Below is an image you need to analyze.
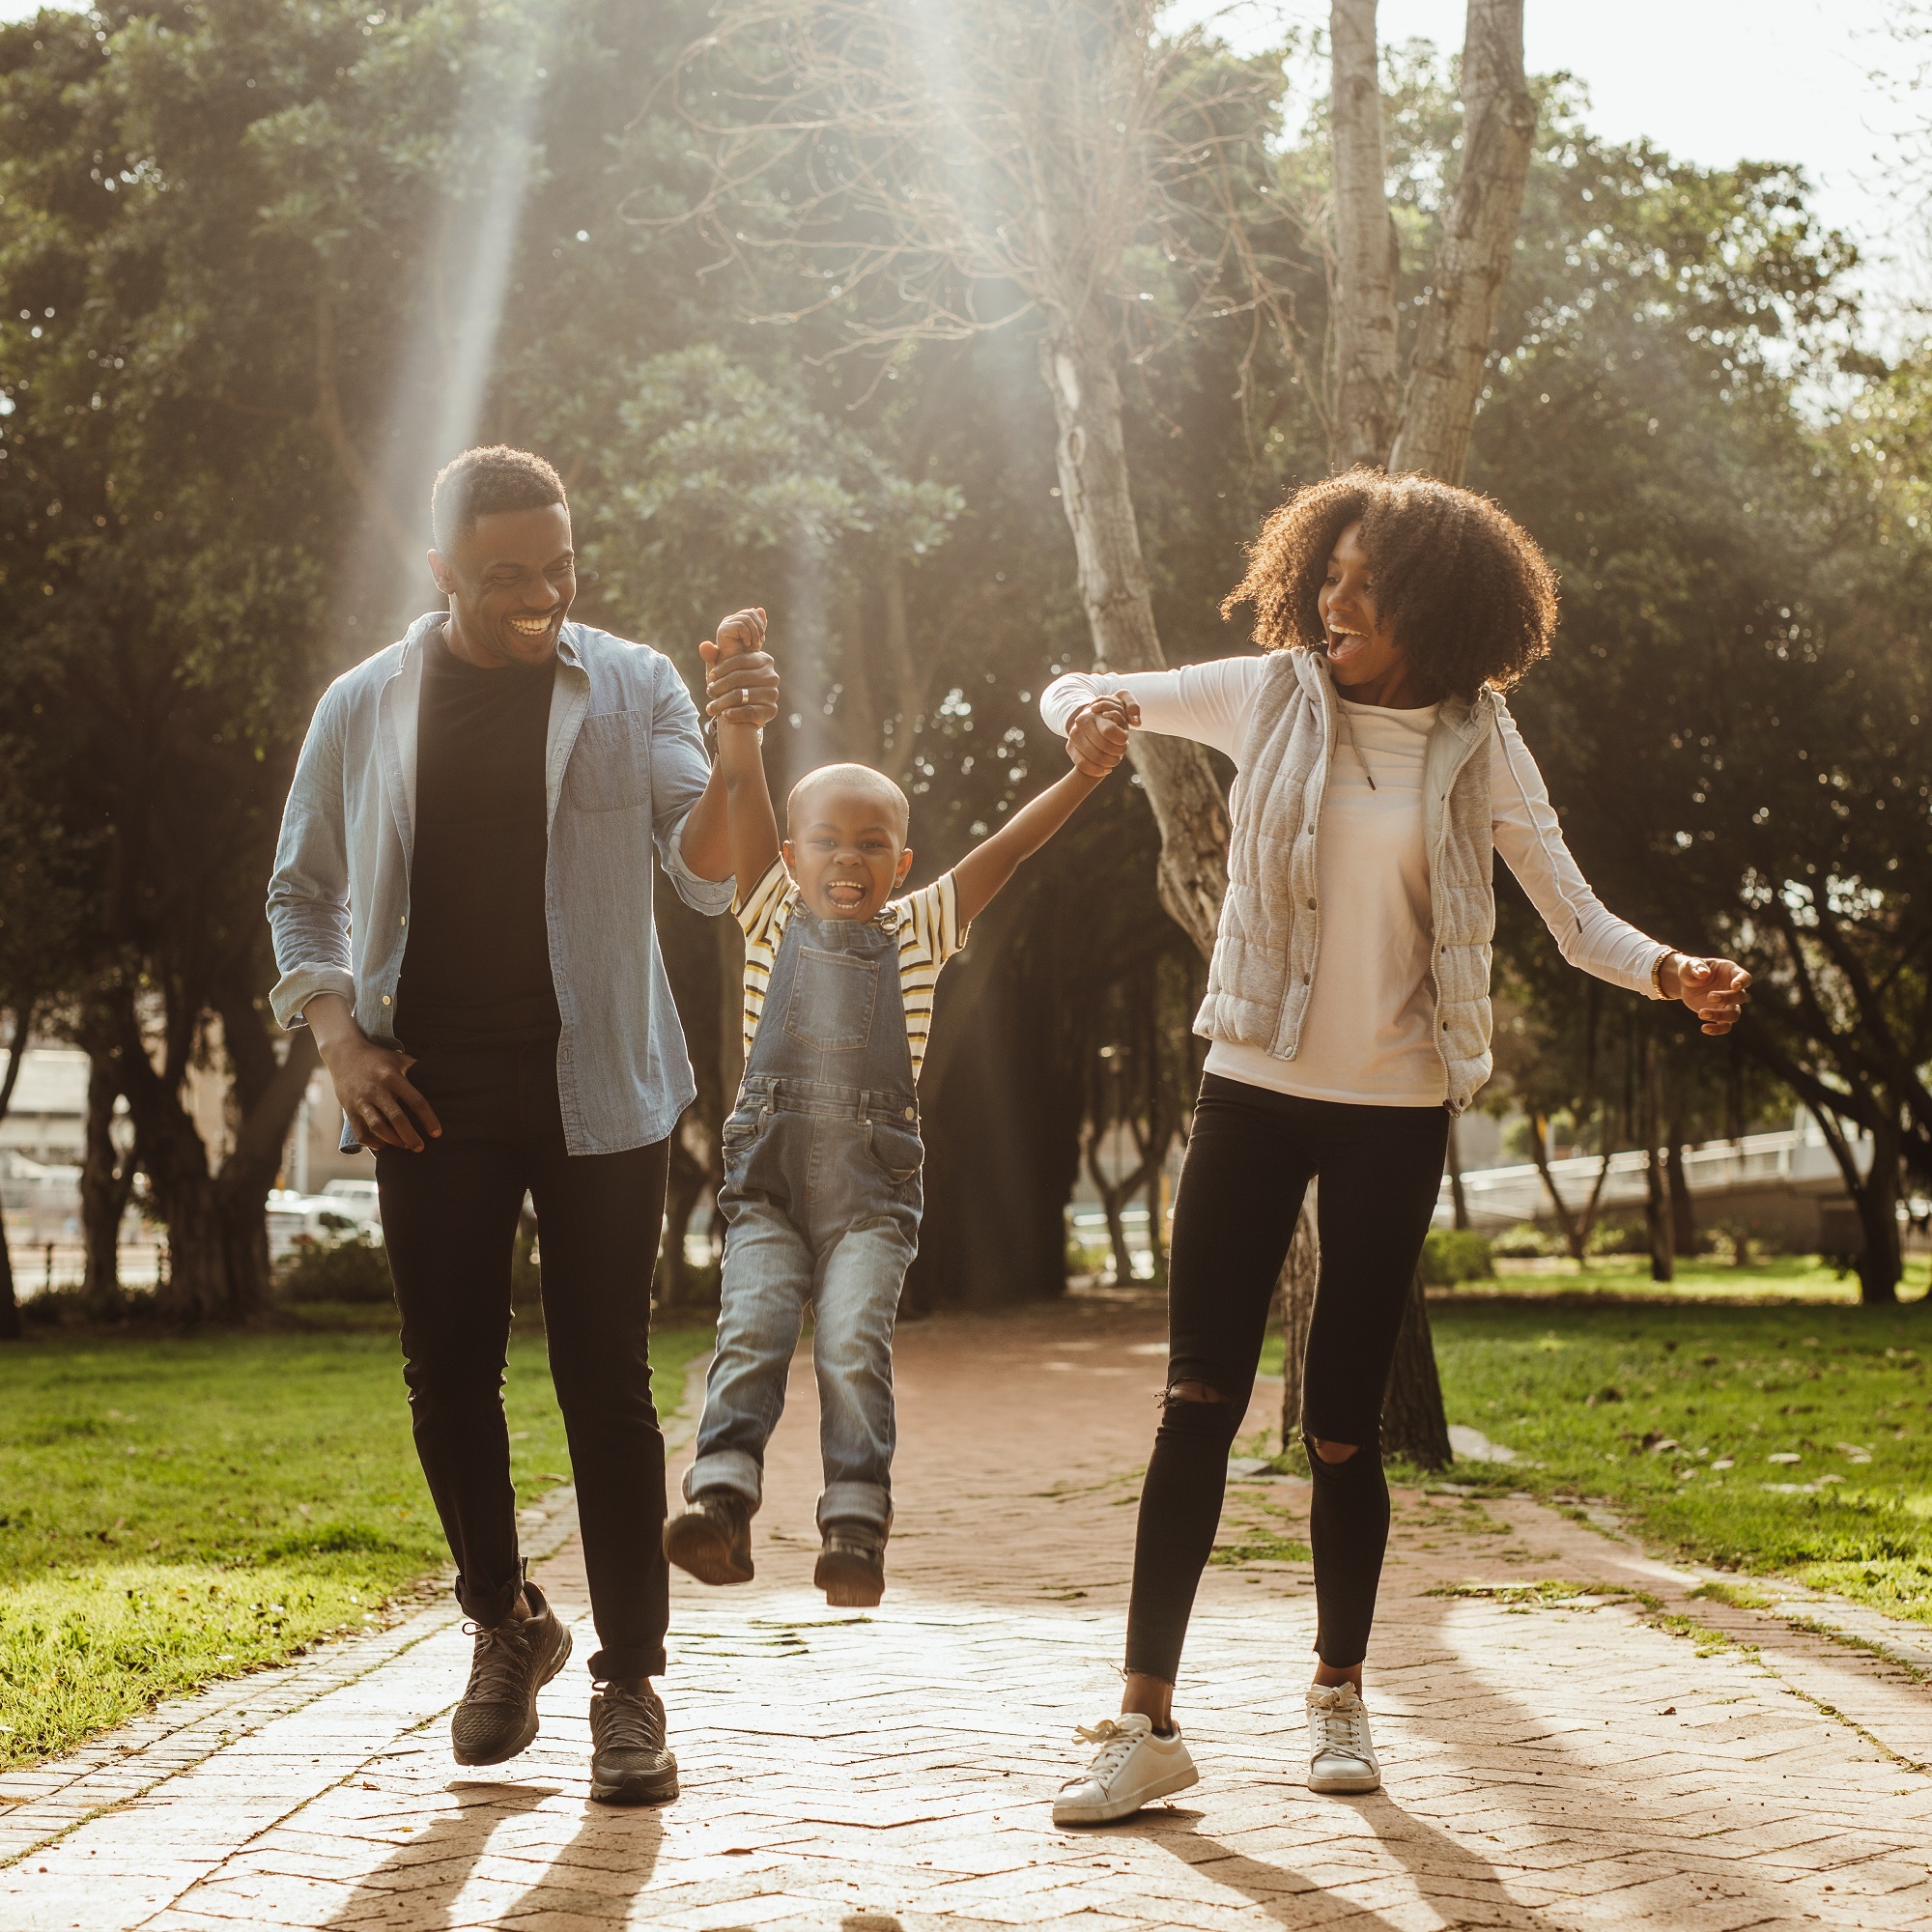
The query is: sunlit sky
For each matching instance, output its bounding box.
[2,0,1922,306]
[1183,0,1921,311]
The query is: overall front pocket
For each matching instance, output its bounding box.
[865,1120,923,1185]
[782,947,879,1053]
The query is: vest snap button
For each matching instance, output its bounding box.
[902,1107,915,1122]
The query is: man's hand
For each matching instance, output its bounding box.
[1066,692,1139,778]
[700,607,779,729]
[1661,954,1751,1037]
[304,993,440,1151]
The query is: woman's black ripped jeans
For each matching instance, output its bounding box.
[1125,1073,1449,1680]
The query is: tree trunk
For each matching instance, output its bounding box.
[0,998,33,1341]
[1321,0,1532,1457]
[1039,315,1231,957]
[122,1002,316,1326]
[1853,1118,1904,1305]
[80,1045,134,1318]
[1328,0,1402,469]
[1525,1107,1583,1260]
[1642,1040,1675,1285]
[1143,1161,1169,1292]
[1666,1120,1697,1258]
[1278,1192,1320,1449]
[1446,1111,1470,1230]
[1387,0,1538,483]
[1381,1264,1454,1468]
[909,885,1086,1309]
[1804,1101,1902,1303]
[1087,1125,1156,1286]
[0,1219,18,1342]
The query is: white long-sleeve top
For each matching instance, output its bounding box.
[1042,658,1667,1107]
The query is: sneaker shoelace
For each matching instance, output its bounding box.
[1308,1691,1370,1763]
[1071,1719,1146,1785]
[594,1683,664,1753]
[461,1617,541,1706]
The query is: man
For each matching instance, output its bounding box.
[267,445,776,1804]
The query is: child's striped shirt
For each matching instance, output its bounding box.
[735,859,967,1083]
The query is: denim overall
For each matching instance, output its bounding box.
[685,900,923,1531]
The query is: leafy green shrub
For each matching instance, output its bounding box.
[1586,1218,1648,1257]
[1422,1228,1494,1285]
[1491,1223,1561,1260]
[276,1234,393,1305]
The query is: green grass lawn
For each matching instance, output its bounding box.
[1424,1296,1932,1620]
[0,1315,715,1770]
[1258,1264,1932,1626]
[1477,1254,1877,1303]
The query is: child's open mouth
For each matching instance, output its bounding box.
[825,880,867,910]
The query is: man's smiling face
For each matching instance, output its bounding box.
[429,500,576,669]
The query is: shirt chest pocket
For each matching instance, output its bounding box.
[564,710,650,814]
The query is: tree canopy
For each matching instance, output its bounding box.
[0,1,1924,1313]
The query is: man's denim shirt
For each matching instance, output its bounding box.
[267,614,733,1154]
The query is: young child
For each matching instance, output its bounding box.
[664,610,1133,1606]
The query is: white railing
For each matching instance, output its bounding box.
[1440,1124,1864,1225]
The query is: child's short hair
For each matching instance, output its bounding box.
[786,764,910,840]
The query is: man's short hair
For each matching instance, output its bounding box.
[430,446,566,554]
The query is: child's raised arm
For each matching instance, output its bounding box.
[701,608,782,897]
[950,693,1135,926]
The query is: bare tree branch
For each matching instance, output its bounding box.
[1387,0,1536,481]
[1327,0,1400,469]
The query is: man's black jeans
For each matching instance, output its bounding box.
[375,1038,670,1681]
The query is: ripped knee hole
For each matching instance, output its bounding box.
[1163,1380,1231,1406]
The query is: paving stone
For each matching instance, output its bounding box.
[4,1300,1932,1929]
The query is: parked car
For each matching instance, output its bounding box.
[266,1189,382,1263]
[320,1177,382,1224]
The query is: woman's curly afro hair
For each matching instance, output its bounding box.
[1220,468,1559,701]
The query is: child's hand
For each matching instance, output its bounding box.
[1068,691,1137,778]
[700,607,779,729]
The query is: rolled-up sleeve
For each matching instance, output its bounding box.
[650,657,734,917]
[267,687,357,1029]
[1491,707,1669,998]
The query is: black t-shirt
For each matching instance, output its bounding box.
[393,624,562,1050]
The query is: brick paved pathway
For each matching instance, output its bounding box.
[6,1294,1932,1931]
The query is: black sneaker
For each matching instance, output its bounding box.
[449,1580,572,1766]
[814,1520,886,1607]
[662,1490,754,1586]
[589,1678,680,1805]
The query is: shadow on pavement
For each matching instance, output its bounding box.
[488,1797,669,1923]
[1137,1819,1409,1928]
[319,1780,553,1928]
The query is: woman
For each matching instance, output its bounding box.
[1039,470,1749,1823]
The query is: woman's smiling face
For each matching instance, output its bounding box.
[1316,521,1406,693]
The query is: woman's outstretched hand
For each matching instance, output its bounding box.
[1661,954,1751,1036]
[1067,692,1140,778]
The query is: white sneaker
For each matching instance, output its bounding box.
[1052,1714,1200,1825]
[1306,1682,1380,1793]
